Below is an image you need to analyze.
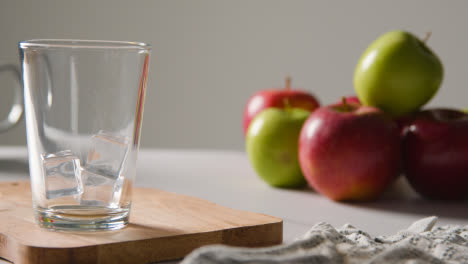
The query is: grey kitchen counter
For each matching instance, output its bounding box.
[0,147,466,263]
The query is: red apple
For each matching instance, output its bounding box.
[402,108,468,200]
[298,101,401,201]
[243,77,319,135]
[396,114,416,138]
[333,96,360,105]
[394,112,419,175]
[396,108,466,137]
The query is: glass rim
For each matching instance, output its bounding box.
[19,39,151,50]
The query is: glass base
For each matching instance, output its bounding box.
[36,205,130,232]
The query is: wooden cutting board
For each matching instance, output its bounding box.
[0,181,282,264]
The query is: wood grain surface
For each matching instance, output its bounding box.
[0,181,282,264]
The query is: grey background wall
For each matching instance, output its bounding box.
[0,0,467,150]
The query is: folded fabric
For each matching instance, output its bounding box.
[181,216,468,264]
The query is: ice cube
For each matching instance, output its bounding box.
[86,131,130,179]
[42,150,83,199]
[79,168,125,207]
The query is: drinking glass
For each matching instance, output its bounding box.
[19,39,151,231]
[0,63,23,132]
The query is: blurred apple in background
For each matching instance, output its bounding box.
[243,77,320,135]
[333,96,360,105]
[402,108,468,200]
[395,114,417,138]
[298,98,401,201]
[246,107,310,188]
[354,30,443,117]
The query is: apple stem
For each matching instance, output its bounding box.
[341,96,349,112]
[285,76,291,91]
[423,31,432,43]
[284,76,292,110]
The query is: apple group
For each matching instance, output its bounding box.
[244,30,468,201]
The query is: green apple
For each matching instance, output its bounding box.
[246,108,309,188]
[354,30,443,117]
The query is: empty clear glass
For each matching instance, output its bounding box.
[19,39,151,231]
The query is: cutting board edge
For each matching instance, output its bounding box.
[17,219,283,249]
[8,220,283,264]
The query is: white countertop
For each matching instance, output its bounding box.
[0,147,467,263]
